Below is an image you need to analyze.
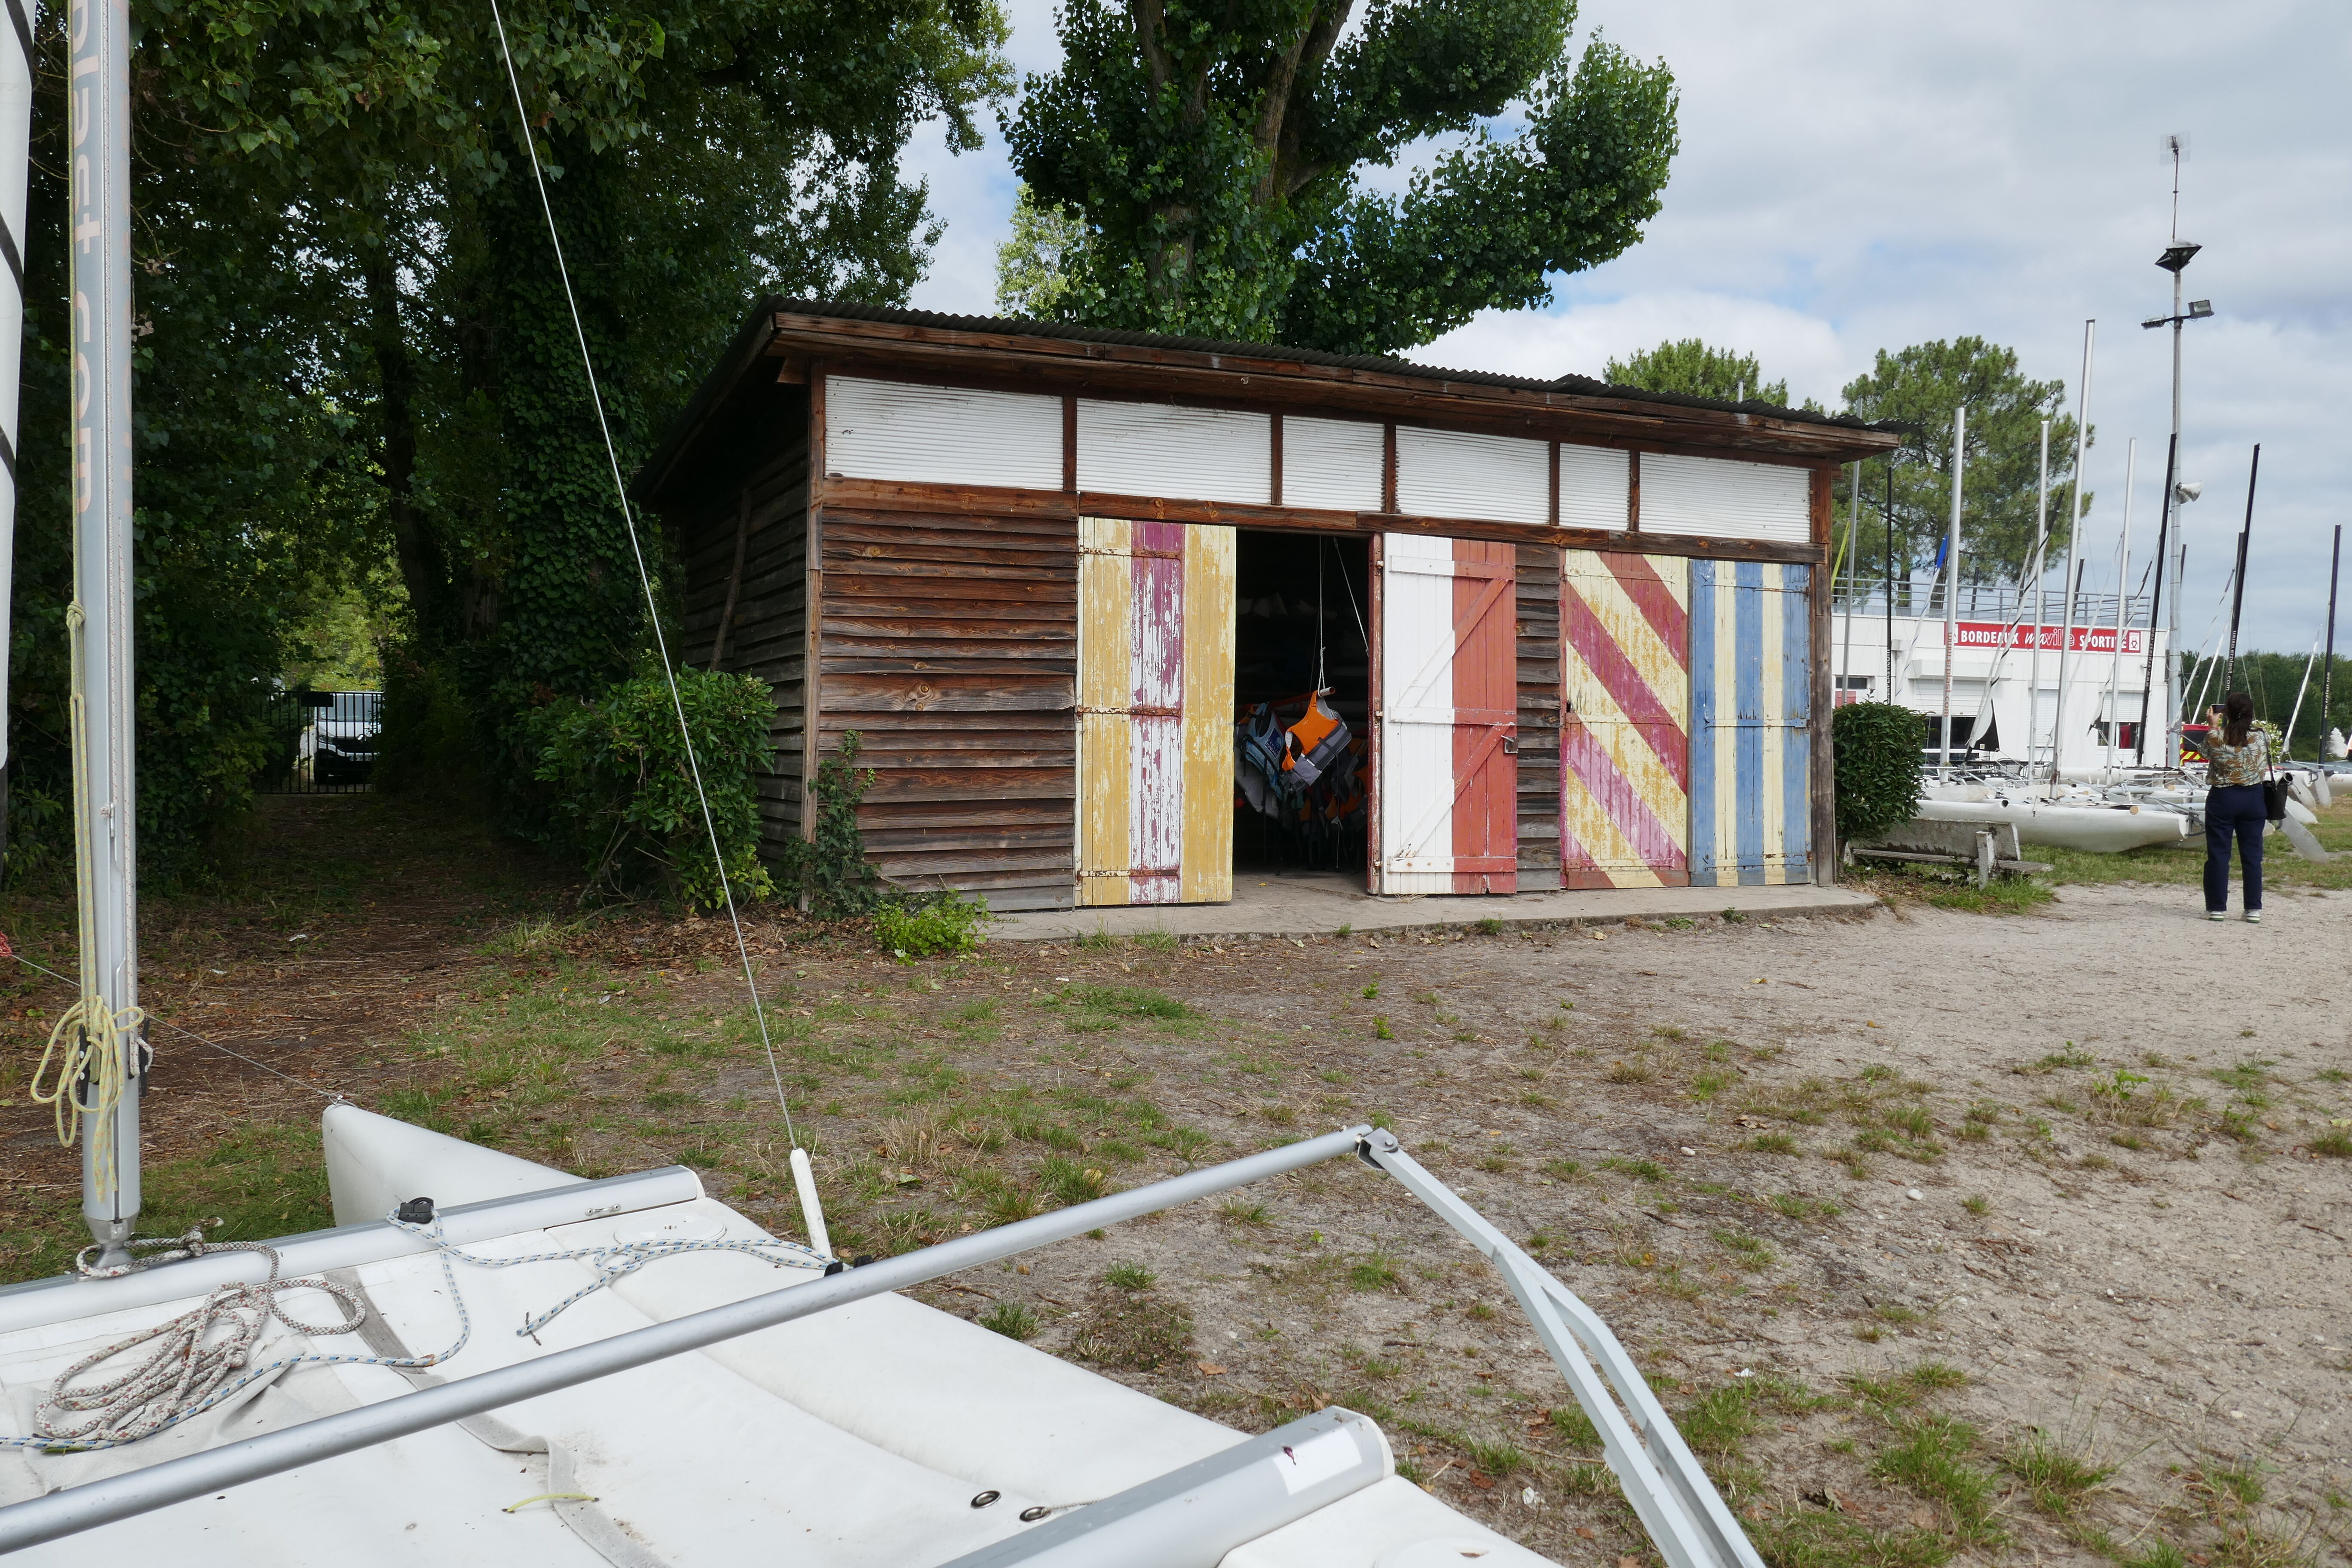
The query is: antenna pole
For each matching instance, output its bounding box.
[2222,445,2258,695]
[70,0,143,1266]
[2137,433,2177,765]
[2052,321,2095,781]
[1940,406,1963,775]
[2322,525,2340,755]
[2027,420,2050,779]
[2106,438,2136,777]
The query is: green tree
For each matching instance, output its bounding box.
[1838,339,2085,591]
[5,0,1014,873]
[1004,0,1678,353]
[996,184,1094,318]
[1604,339,1788,405]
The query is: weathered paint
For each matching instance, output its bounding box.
[1688,559,1812,885]
[1375,534,1519,894]
[1076,518,1234,905]
[1559,551,1690,888]
[1179,525,1236,903]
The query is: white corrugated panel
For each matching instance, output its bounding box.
[826,377,1063,489]
[1640,452,1812,543]
[1282,416,1385,511]
[1076,400,1271,503]
[1395,426,1550,525]
[1558,444,1629,532]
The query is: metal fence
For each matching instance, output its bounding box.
[260,690,381,794]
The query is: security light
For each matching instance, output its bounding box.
[2156,242,2202,273]
[2188,299,2214,318]
[2174,480,2202,504]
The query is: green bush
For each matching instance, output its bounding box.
[874,893,992,959]
[1832,701,1925,842]
[527,667,777,910]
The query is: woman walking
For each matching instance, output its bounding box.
[2196,692,2268,922]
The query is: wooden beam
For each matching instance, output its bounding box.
[1810,464,1838,886]
[760,310,1903,465]
[804,367,829,845]
[816,475,1827,564]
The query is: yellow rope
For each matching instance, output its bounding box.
[28,995,143,1177]
[37,599,143,1185]
[503,1493,598,1514]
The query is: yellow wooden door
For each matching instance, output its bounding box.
[1077,519,1235,905]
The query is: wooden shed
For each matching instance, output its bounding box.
[635,301,1900,912]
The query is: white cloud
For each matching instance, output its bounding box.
[904,0,2352,646]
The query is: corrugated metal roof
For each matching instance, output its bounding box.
[765,297,1883,432]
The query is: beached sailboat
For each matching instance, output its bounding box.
[0,8,1767,1565]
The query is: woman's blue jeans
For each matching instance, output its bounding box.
[2203,784,2266,913]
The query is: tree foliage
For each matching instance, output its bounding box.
[1838,339,2085,591]
[1604,339,1790,406]
[6,0,1011,877]
[1002,0,1677,353]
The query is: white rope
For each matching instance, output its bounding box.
[388,1209,832,1338]
[4,1201,832,1451]
[3,1228,469,1452]
[483,0,797,1149]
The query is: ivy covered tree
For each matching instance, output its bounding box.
[1604,339,1792,406]
[1838,339,2086,591]
[1002,0,1678,353]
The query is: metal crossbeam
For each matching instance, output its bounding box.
[1357,1130,1764,1568]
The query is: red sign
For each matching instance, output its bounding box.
[1948,622,2144,654]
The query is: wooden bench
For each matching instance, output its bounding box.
[1844,818,2052,888]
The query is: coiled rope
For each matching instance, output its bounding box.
[3,1204,830,1450]
[5,1226,469,1452]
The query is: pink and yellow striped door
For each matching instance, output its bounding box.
[1076,518,1235,905]
[1372,533,1519,895]
[1559,550,1690,888]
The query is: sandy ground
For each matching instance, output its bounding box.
[940,883,2352,1568]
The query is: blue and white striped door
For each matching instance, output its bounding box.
[1688,560,1812,885]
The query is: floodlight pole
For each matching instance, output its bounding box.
[2140,138,2208,767]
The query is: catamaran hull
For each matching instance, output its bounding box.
[1914,797,2188,853]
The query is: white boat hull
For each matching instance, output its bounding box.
[1914,796,2189,853]
[0,1106,1554,1566]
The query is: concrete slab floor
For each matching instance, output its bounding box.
[986,871,1877,943]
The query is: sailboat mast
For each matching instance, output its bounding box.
[0,0,29,793]
[1939,405,1963,775]
[70,0,143,1266]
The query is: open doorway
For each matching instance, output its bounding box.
[1232,530,1371,876]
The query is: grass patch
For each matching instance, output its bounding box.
[1872,1415,1998,1536]
[978,1301,1039,1341]
[1347,1250,1403,1292]
[2003,1428,2113,1515]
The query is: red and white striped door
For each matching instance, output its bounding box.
[1372,534,1519,894]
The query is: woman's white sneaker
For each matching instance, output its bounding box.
[2245,911,2262,923]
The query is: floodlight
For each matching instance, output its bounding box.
[2188,299,2214,318]
[2156,242,2202,273]
[2174,480,2202,504]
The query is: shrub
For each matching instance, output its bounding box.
[781,732,883,916]
[526,667,777,910]
[1833,700,1925,842]
[875,894,992,959]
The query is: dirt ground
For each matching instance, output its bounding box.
[2,795,2348,1568]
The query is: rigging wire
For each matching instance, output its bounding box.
[12,951,340,1103]
[485,0,796,1150]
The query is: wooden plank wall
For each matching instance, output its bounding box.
[678,420,812,846]
[816,507,1079,909]
[1514,544,1563,888]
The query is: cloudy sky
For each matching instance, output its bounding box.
[901,1,2350,653]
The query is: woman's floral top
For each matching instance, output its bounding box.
[2201,729,2269,787]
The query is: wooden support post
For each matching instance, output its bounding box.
[1810,464,1837,885]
